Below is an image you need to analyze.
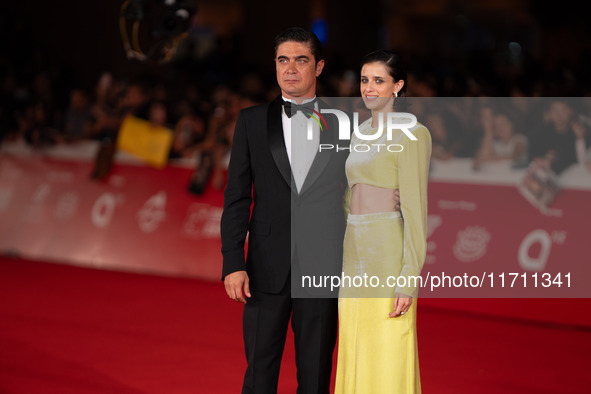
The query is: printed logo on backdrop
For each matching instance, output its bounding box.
[137,191,167,233]
[91,192,125,228]
[55,191,79,221]
[108,175,127,188]
[22,183,51,223]
[453,225,491,263]
[182,203,222,238]
[47,171,74,183]
[518,229,567,271]
[437,200,477,211]
[425,214,442,264]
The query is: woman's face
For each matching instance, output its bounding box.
[360,62,403,112]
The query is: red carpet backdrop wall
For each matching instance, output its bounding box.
[1,141,590,326]
[0,142,223,280]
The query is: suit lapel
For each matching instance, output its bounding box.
[267,96,294,189]
[299,98,336,196]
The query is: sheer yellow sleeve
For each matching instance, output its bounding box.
[396,125,432,297]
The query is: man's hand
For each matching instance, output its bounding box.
[224,270,251,303]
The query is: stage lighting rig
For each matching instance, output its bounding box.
[120,0,198,62]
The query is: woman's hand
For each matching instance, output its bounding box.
[389,293,412,318]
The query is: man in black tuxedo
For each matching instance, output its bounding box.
[221,28,348,393]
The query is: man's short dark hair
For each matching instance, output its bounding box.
[273,27,323,63]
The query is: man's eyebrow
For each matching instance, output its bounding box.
[276,55,310,60]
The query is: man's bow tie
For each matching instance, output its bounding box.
[282,99,316,118]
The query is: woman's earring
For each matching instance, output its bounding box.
[393,91,398,98]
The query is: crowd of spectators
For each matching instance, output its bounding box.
[416,97,591,176]
[2,70,590,195]
[0,65,264,191]
[1,9,590,196]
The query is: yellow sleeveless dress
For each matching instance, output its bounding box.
[335,117,431,394]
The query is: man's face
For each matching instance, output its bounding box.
[275,41,324,100]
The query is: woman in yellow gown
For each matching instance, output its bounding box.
[335,50,432,394]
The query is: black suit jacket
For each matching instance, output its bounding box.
[221,96,348,294]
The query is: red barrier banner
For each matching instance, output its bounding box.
[423,182,588,298]
[0,142,589,296]
[0,143,224,281]
[1,141,590,327]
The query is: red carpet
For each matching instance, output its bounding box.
[1,256,589,393]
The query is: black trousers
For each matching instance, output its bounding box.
[241,273,338,394]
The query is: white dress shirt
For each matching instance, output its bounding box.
[281,96,320,192]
